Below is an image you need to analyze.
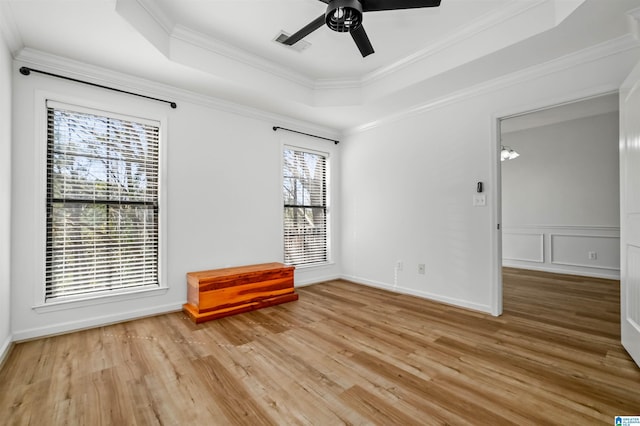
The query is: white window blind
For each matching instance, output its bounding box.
[283,147,328,266]
[45,103,160,302]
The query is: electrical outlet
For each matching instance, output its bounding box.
[396,261,403,271]
[418,264,426,274]
[588,251,597,260]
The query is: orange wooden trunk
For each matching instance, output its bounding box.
[182,262,297,324]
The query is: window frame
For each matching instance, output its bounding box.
[33,93,168,311]
[282,144,331,268]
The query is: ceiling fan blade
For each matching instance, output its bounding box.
[362,0,441,12]
[283,15,326,46]
[350,25,374,57]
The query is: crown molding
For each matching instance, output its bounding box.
[314,78,362,90]
[314,0,582,92]
[627,6,640,41]
[124,0,571,95]
[347,34,640,135]
[170,25,315,90]
[115,0,594,101]
[14,48,341,141]
[119,0,315,89]
[129,0,355,91]
[361,0,549,87]
[135,0,174,34]
[0,2,24,56]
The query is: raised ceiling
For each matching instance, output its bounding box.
[144,0,520,81]
[1,0,639,131]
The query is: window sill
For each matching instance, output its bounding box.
[32,286,169,313]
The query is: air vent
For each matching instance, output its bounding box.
[274,31,311,52]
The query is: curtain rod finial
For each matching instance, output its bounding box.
[19,67,31,76]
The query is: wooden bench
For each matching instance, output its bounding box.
[182,262,297,324]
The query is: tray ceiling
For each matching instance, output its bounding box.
[1,0,638,130]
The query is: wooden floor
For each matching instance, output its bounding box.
[1,268,639,425]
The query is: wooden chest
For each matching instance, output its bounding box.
[182,262,297,324]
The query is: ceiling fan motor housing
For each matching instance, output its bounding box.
[326,0,363,32]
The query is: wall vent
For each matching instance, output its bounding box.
[273,31,311,52]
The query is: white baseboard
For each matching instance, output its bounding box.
[0,333,13,367]
[12,302,184,342]
[341,274,493,315]
[11,272,501,341]
[502,261,620,280]
[295,274,342,287]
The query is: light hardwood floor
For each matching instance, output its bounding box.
[1,268,639,425]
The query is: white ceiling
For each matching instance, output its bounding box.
[149,0,513,80]
[1,0,639,131]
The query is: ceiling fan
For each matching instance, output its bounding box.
[282,0,442,57]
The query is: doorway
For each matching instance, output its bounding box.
[496,92,621,313]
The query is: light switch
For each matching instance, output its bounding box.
[473,194,486,207]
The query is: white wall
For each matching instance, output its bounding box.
[6,36,637,341]
[341,46,638,314]
[0,17,13,361]
[10,62,341,340]
[502,112,620,278]
[502,112,619,226]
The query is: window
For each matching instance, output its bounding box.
[45,101,160,302]
[283,147,328,266]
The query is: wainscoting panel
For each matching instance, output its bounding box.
[503,233,544,263]
[502,225,620,279]
[551,234,620,270]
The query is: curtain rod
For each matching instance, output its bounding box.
[19,66,177,109]
[273,126,339,144]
